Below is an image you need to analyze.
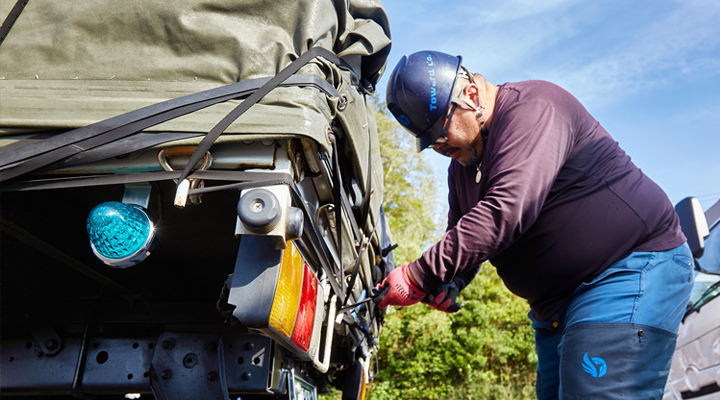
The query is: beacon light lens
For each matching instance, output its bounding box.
[86,201,155,268]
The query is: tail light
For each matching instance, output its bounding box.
[269,244,305,338]
[229,236,324,360]
[290,263,318,352]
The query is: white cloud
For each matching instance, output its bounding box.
[527,0,720,108]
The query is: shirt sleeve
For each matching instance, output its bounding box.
[408,91,576,291]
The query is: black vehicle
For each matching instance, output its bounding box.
[0,1,393,399]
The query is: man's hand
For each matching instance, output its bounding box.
[423,280,462,313]
[373,264,427,308]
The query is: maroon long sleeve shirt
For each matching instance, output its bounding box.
[408,80,685,321]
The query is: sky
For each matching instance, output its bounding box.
[376,0,720,211]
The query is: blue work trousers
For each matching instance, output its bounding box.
[531,243,694,399]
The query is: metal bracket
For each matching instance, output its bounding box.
[150,333,229,400]
[122,182,152,209]
[31,327,63,356]
[223,334,274,394]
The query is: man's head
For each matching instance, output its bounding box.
[387,50,492,166]
[386,51,462,151]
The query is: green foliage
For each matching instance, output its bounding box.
[370,265,537,400]
[373,105,444,265]
[369,103,537,399]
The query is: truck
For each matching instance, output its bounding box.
[665,198,720,400]
[0,1,393,399]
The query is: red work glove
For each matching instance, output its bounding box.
[373,264,427,308]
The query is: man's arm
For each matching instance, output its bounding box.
[408,85,576,292]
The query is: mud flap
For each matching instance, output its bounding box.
[342,361,367,400]
[560,323,676,399]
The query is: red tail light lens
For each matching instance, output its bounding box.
[291,262,318,352]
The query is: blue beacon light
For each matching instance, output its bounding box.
[86,201,155,268]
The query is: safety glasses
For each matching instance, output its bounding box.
[430,103,457,148]
[430,67,477,149]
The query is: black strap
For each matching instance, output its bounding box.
[358,125,373,235]
[1,170,288,192]
[49,132,203,170]
[0,0,28,46]
[0,74,340,182]
[330,136,345,295]
[176,46,345,186]
[343,119,374,308]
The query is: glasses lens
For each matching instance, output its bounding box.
[433,103,458,147]
[430,137,447,148]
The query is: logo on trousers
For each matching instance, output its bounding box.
[581,353,607,377]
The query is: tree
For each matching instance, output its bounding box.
[368,103,537,400]
[373,104,444,265]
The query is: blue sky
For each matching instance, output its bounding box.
[376,0,720,211]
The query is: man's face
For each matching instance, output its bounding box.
[431,96,484,167]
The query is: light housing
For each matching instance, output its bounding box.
[227,236,324,360]
[86,201,155,268]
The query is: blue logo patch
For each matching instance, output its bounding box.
[582,353,607,378]
[398,115,410,126]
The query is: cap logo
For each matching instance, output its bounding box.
[397,115,410,126]
[426,55,437,111]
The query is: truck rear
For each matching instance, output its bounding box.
[0,1,393,399]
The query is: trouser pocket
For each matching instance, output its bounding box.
[560,322,677,400]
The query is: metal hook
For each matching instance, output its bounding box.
[157,146,213,205]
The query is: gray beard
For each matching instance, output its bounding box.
[458,151,483,168]
[468,153,482,168]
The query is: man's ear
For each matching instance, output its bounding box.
[465,83,480,104]
[465,84,484,117]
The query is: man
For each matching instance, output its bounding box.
[375,50,694,399]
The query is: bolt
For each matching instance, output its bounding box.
[241,372,252,381]
[245,342,254,351]
[45,340,58,350]
[207,371,218,382]
[251,200,264,212]
[161,369,172,380]
[162,339,174,350]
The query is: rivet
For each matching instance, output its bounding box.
[245,342,254,351]
[207,371,218,382]
[162,339,174,350]
[638,329,645,337]
[161,369,172,380]
[241,372,252,381]
[552,321,559,328]
[337,94,348,111]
